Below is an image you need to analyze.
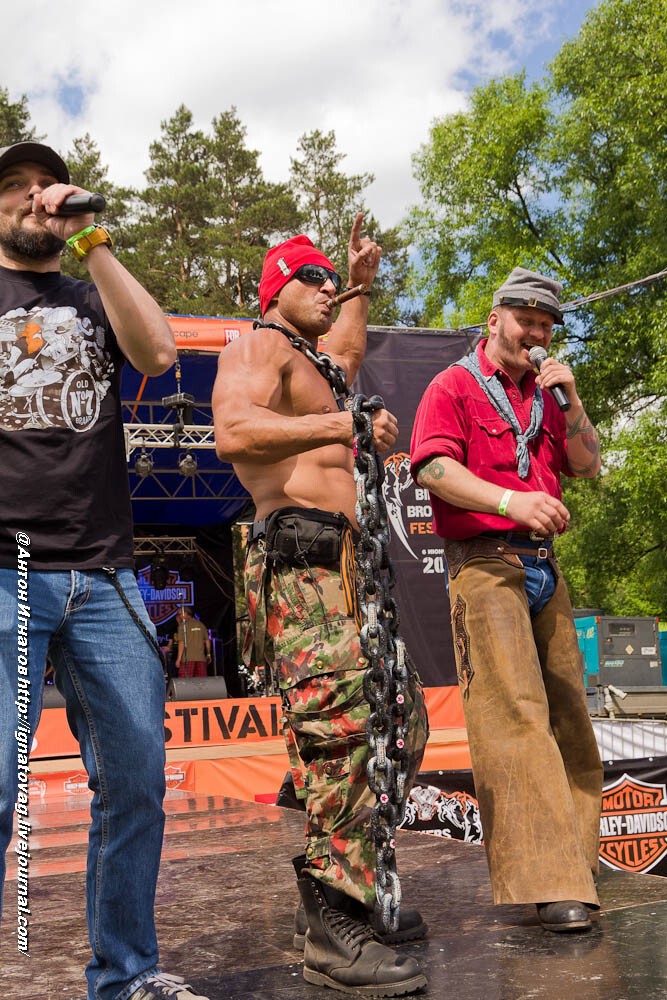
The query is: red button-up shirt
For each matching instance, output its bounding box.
[410,340,572,539]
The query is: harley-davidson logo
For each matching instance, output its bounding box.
[136,566,194,625]
[64,772,90,796]
[599,773,667,873]
[165,764,186,789]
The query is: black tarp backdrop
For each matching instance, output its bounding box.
[354,328,473,686]
[403,757,667,878]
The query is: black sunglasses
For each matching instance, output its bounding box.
[293,264,342,294]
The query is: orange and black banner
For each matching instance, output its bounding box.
[403,757,667,878]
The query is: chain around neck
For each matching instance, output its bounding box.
[253,319,350,402]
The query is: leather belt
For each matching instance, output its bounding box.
[479,531,554,561]
[481,529,557,543]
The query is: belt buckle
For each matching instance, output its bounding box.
[528,530,552,560]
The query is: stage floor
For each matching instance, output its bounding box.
[3,790,667,1000]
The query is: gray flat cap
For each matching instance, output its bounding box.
[0,141,69,184]
[493,267,564,325]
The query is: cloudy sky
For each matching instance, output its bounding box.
[5,0,598,227]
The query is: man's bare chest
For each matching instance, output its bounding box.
[282,353,345,417]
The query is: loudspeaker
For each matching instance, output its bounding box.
[167,676,229,701]
[42,685,66,708]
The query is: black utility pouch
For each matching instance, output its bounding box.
[264,507,347,567]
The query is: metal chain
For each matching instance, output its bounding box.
[254,320,410,932]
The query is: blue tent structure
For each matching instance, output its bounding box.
[122,350,249,694]
[122,351,250,528]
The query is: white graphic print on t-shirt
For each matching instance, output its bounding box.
[0,305,114,432]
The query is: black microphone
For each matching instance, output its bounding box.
[528,346,571,412]
[56,193,106,216]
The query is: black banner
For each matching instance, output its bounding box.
[355,328,472,686]
[404,758,667,877]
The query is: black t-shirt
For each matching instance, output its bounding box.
[0,266,134,569]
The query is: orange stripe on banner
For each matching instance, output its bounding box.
[166,315,256,352]
[26,733,471,822]
[32,687,466,760]
[166,315,336,354]
[423,685,466,728]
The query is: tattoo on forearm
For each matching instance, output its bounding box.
[566,409,600,475]
[566,413,585,438]
[566,413,600,452]
[581,428,600,456]
[419,458,445,484]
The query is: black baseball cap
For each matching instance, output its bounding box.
[0,141,70,184]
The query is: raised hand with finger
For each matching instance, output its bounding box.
[347,212,382,289]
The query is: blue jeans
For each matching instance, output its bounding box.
[444,553,556,616]
[519,555,557,616]
[0,568,166,1000]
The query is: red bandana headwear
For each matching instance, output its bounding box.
[259,235,336,316]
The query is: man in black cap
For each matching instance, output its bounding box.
[0,142,208,999]
[410,267,604,932]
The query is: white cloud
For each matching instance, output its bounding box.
[3,0,571,226]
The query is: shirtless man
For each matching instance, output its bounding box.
[212,217,428,997]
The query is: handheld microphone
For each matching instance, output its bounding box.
[56,193,106,216]
[528,346,571,412]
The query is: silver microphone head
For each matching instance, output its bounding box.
[528,346,548,368]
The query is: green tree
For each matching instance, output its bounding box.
[409,72,563,326]
[0,88,37,146]
[119,105,216,314]
[408,0,667,615]
[290,129,372,259]
[206,108,300,315]
[558,414,667,616]
[548,0,667,423]
[290,130,416,325]
[62,134,133,280]
[551,0,667,615]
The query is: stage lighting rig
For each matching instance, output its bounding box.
[149,554,169,590]
[178,451,198,477]
[162,358,194,446]
[134,449,154,478]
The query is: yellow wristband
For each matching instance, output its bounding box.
[498,489,514,517]
[66,224,113,261]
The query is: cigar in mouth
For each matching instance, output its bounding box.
[326,283,370,309]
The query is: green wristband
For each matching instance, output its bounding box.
[65,224,97,248]
[498,489,514,517]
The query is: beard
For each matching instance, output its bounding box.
[495,315,523,363]
[0,218,65,262]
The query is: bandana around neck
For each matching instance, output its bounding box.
[454,350,543,479]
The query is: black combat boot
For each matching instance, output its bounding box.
[293,899,428,950]
[296,871,427,996]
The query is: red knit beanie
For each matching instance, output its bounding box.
[259,235,336,316]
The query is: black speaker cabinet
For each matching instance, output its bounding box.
[167,676,229,701]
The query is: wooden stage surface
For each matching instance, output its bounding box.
[3,789,667,1000]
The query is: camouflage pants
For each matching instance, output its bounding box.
[244,533,428,908]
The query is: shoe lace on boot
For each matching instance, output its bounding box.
[324,909,376,950]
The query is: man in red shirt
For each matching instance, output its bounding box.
[410,267,603,933]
